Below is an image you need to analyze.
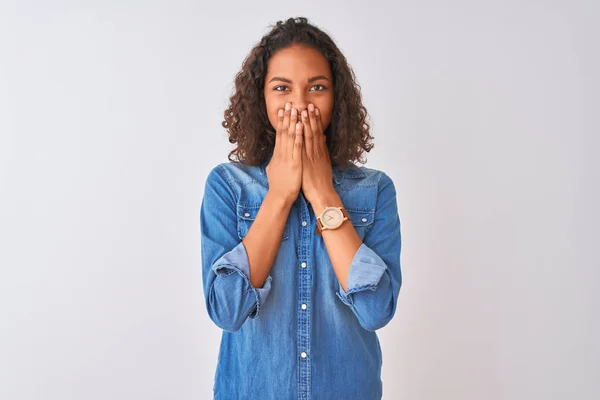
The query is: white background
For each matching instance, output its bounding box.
[1,1,598,399]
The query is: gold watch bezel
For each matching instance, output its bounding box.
[316,206,350,235]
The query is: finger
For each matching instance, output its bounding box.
[287,107,298,157]
[315,108,331,162]
[315,108,326,143]
[308,104,319,134]
[302,109,314,156]
[293,120,303,161]
[279,102,292,157]
[274,108,284,154]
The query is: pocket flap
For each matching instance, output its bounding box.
[237,204,261,220]
[236,203,290,241]
[346,209,375,227]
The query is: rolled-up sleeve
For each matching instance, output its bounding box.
[200,165,273,332]
[335,172,402,331]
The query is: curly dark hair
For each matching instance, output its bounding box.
[221,16,375,171]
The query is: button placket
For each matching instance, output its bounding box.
[297,198,312,397]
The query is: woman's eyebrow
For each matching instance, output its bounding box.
[268,75,331,84]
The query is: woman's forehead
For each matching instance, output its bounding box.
[266,46,330,77]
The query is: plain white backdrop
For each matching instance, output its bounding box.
[1,1,598,399]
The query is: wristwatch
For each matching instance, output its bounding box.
[315,206,350,235]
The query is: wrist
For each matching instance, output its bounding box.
[266,189,296,210]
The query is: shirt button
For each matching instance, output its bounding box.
[301,352,307,358]
[302,221,308,226]
[362,218,367,222]
[301,262,307,268]
[244,212,250,217]
[301,304,307,310]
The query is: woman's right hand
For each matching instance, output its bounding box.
[265,102,303,205]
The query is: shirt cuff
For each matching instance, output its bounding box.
[211,241,273,318]
[336,242,387,307]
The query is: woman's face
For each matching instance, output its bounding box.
[263,43,334,133]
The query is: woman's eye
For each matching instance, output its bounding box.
[273,85,327,92]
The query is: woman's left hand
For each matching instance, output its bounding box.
[300,104,336,206]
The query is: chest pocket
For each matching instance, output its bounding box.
[236,203,290,241]
[346,208,375,241]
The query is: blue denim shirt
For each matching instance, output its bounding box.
[200,158,402,400]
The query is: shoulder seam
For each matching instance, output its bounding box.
[219,162,266,187]
[216,163,236,187]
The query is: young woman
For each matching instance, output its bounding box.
[200,17,402,400]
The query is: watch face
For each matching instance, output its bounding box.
[321,207,343,228]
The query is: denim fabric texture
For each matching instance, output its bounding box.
[200,157,402,400]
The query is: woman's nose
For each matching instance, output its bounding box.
[294,103,307,113]
[291,95,307,114]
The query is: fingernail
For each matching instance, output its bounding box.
[285,102,291,110]
[302,110,307,118]
[278,109,284,117]
[315,108,320,116]
[308,104,314,112]
[291,108,296,116]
